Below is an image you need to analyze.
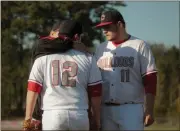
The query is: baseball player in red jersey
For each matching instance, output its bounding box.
[94,9,157,130]
[23,19,102,130]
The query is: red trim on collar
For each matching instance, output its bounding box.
[112,35,131,47]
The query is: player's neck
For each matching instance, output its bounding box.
[112,32,130,45]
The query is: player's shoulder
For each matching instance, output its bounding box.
[94,41,108,57]
[129,35,144,44]
[130,36,152,53]
[34,55,46,61]
[32,55,47,68]
[69,49,93,62]
[70,49,93,57]
[129,35,150,48]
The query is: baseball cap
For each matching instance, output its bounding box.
[95,10,125,28]
[40,19,83,40]
[58,19,83,38]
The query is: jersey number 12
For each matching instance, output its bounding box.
[51,60,78,87]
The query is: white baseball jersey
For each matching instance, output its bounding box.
[95,35,157,104]
[28,49,102,110]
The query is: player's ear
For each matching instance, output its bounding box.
[117,21,123,28]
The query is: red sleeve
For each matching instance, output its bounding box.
[143,72,157,96]
[88,83,102,97]
[28,81,42,94]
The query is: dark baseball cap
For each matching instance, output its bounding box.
[95,10,125,28]
[40,19,83,40]
[58,19,83,38]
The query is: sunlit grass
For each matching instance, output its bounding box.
[145,123,179,130]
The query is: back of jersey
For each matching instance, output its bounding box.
[28,49,101,110]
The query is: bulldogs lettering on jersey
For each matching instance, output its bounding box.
[97,56,135,69]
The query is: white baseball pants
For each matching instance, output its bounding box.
[42,109,89,130]
[101,104,144,130]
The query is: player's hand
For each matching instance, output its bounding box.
[144,110,154,127]
[89,115,101,131]
[97,57,112,70]
[22,118,42,131]
[90,121,101,131]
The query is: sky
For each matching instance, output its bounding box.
[115,1,179,48]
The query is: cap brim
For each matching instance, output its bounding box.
[95,22,113,28]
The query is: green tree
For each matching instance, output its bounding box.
[151,44,180,119]
[166,46,180,117]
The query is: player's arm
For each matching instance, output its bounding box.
[87,56,103,130]
[143,73,157,116]
[139,42,157,126]
[88,84,102,129]
[25,58,43,120]
[25,91,38,120]
[143,73,157,127]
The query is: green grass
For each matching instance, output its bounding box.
[145,123,179,130]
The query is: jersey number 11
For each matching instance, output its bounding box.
[121,69,130,82]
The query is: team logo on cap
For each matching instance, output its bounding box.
[101,14,105,21]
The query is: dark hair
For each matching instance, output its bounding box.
[32,37,73,61]
[33,19,86,61]
[51,20,62,31]
[59,19,83,38]
[51,19,84,39]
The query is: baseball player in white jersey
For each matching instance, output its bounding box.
[94,10,157,130]
[24,20,102,130]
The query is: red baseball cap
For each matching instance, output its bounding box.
[95,10,125,28]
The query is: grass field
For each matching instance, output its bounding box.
[145,117,180,130]
[145,123,179,130]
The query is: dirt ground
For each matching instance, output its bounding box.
[1,118,23,130]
